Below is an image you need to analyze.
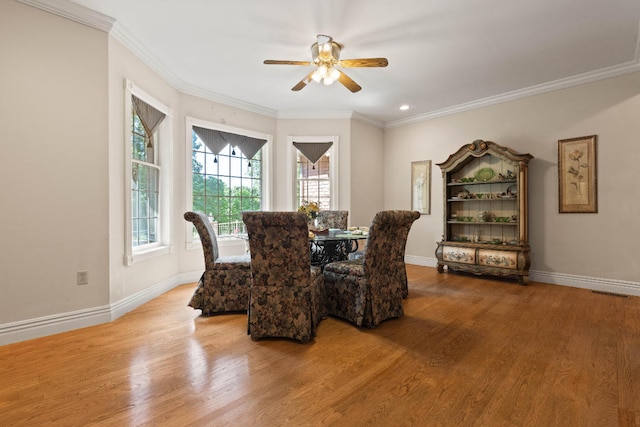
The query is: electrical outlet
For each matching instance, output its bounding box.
[77,270,89,285]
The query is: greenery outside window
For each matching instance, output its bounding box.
[186,117,271,246]
[131,107,160,247]
[124,79,172,265]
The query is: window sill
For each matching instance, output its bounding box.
[124,244,173,266]
[186,236,248,257]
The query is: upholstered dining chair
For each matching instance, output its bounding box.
[242,211,325,343]
[184,211,252,315]
[315,210,348,230]
[322,210,420,328]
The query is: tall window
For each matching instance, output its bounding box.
[131,103,161,247]
[191,125,265,236]
[297,152,330,209]
[124,79,172,265]
[291,138,338,210]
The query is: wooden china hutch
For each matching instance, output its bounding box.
[435,140,533,284]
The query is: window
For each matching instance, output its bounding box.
[186,118,271,244]
[124,80,172,265]
[288,136,339,210]
[297,152,331,209]
[131,102,160,247]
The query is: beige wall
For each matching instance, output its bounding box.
[107,38,182,303]
[385,72,640,284]
[3,0,639,344]
[350,120,385,227]
[0,1,110,323]
[275,118,352,212]
[177,93,277,274]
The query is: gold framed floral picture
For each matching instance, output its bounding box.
[558,135,597,213]
[411,160,431,214]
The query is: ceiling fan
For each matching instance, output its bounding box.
[263,34,388,93]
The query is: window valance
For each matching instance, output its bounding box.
[293,141,333,165]
[193,126,267,166]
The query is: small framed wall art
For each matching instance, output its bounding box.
[558,135,597,213]
[411,160,431,214]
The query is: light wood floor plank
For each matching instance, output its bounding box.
[1,265,639,426]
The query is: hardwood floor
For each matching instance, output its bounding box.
[1,265,639,426]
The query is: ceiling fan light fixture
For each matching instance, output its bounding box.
[264,34,387,93]
[316,65,328,78]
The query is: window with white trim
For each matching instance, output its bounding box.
[186,118,271,244]
[289,136,339,210]
[124,80,172,265]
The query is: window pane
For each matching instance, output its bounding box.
[192,130,262,236]
[296,151,331,209]
[132,133,146,161]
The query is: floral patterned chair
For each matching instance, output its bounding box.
[322,210,420,328]
[184,211,252,315]
[242,211,325,343]
[315,210,348,230]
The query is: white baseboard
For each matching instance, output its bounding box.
[528,270,640,297]
[3,262,638,346]
[0,271,202,346]
[405,255,438,268]
[406,256,640,296]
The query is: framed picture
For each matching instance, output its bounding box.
[411,160,431,214]
[558,135,597,213]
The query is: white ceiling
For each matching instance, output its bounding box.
[48,1,640,125]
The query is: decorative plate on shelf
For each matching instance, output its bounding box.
[506,184,517,196]
[474,167,495,182]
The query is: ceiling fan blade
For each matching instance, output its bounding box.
[292,71,315,91]
[264,60,312,66]
[339,58,388,68]
[337,71,362,93]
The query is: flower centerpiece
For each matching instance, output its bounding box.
[298,200,320,225]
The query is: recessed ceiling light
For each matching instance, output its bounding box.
[399,105,410,111]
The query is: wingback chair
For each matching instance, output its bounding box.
[322,210,420,328]
[315,210,348,230]
[242,211,325,343]
[184,211,252,315]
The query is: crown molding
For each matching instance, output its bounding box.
[385,59,640,129]
[277,110,355,120]
[17,0,114,32]
[179,83,278,118]
[276,110,384,128]
[18,0,640,129]
[110,21,278,118]
[350,112,385,129]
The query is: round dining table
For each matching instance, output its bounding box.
[310,230,367,268]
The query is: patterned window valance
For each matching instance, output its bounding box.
[193,126,266,166]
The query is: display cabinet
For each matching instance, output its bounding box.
[435,140,533,284]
